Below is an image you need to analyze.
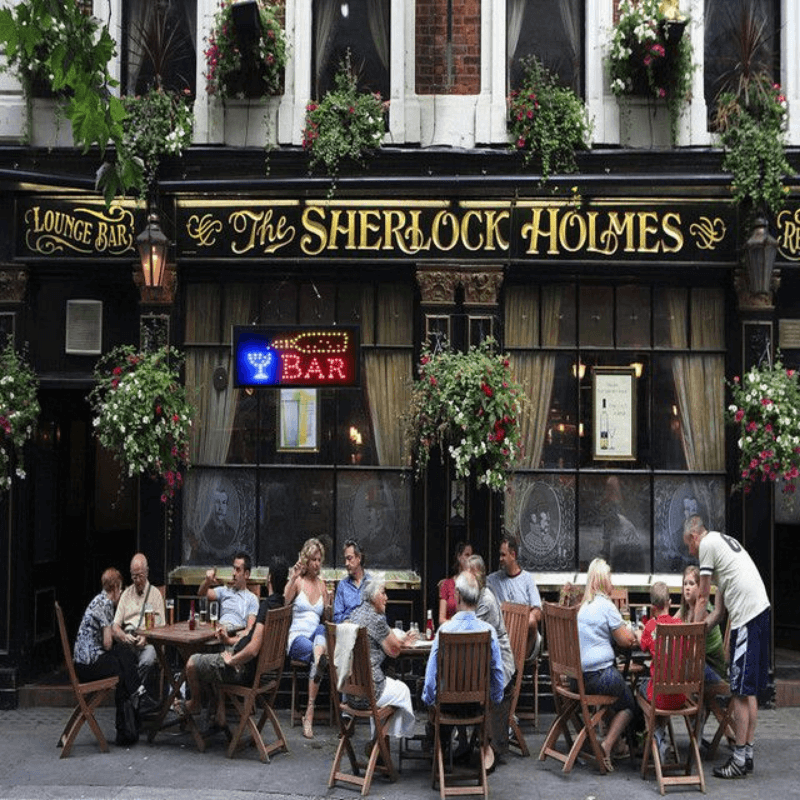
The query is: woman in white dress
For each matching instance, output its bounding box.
[285,537,330,738]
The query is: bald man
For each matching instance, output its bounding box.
[112,553,166,683]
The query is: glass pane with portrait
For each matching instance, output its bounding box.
[578,473,651,573]
[336,471,411,569]
[504,474,576,570]
[182,469,257,565]
[653,476,726,573]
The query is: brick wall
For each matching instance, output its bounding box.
[416,0,481,94]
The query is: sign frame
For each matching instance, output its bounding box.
[592,366,637,461]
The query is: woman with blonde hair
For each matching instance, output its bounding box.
[577,557,637,771]
[285,537,330,738]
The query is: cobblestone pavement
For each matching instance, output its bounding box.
[0,706,797,800]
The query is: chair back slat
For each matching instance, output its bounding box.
[501,602,529,677]
[251,604,293,686]
[55,601,81,691]
[542,601,584,691]
[651,621,706,699]
[436,631,491,706]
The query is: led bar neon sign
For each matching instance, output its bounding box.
[233,326,360,388]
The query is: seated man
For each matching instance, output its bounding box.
[486,534,542,659]
[635,580,684,764]
[111,553,165,696]
[184,556,289,726]
[198,551,259,635]
[333,539,371,623]
[422,571,505,774]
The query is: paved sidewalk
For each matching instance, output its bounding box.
[0,705,797,800]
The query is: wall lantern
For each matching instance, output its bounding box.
[232,0,261,47]
[136,206,169,289]
[745,216,778,296]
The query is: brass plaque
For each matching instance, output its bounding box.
[779,319,800,349]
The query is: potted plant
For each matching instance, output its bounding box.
[96,85,194,203]
[302,51,388,181]
[0,0,122,149]
[607,0,693,145]
[507,56,592,182]
[0,342,40,491]
[88,346,193,502]
[405,338,525,492]
[727,352,800,495]
[204,0,287,99]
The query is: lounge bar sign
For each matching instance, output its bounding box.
[17,199,137,257]
[15,195,800,264]
[232,325,360,388]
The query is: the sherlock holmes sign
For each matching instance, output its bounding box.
[15,195,800,264]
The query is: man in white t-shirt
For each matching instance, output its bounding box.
[198,552,259,634]
[683,515,770,780]
[486,533,542,659]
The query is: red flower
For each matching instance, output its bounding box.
[734,408,745,422]
[429,376,437,386]
[113,366,123,376]
[481,383,493,398]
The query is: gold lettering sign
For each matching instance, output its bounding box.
[777,208,800,262]
[24,204,134,256]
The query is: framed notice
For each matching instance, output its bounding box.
[278,388,319,451]
[592,366,636,461]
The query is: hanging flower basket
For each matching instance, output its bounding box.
[607,0,693,143]
[727,352,800,494]
[204,0,287,100]
[0,342,40,491]
[405,338,525,492]
[88,346,193,502]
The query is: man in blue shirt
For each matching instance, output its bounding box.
[334,539,371,623]
[422,571,505,773]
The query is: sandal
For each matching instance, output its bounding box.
[602,755,615,773]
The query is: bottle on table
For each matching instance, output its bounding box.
[189,599,196,631]
[426,609,434,640]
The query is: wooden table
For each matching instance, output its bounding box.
[138,621,219,751]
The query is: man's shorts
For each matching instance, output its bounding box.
[191,652,249,686]
[729,607,770,697]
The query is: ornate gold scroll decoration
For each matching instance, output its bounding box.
[689,216,726,250]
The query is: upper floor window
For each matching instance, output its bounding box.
[704,0,780,125]
[312,0,389,99]
[123,0,196,94]
[507,0,584,94]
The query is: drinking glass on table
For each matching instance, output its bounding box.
[198,597,207,625]
[165,597,175,626]
[209,601,219,630]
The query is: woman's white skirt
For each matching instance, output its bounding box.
[373,676,417,738]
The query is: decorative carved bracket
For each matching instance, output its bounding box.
[734,267,781,312]
[0,267,28,304]
[416,265,504,307]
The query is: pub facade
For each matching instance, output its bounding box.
[0,0,798,703]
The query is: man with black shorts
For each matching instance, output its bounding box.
[683,515,770,779]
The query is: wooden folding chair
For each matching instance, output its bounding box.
[538,602,618,775]
[219,603,292,762]
[501,601,530,756]
[54,601,119,759]
[703,680,735,757]
[325,622,398,797]
[637,621,707,795]
[430,630,492,799]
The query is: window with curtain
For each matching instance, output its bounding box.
[182,279,413,568]
[704,0,780,125]
[123,0,197,94]
[503,281,726,573]
[507,0,584,94]
[312,0,390,99]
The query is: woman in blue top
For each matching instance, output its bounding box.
[577,558,636,771]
